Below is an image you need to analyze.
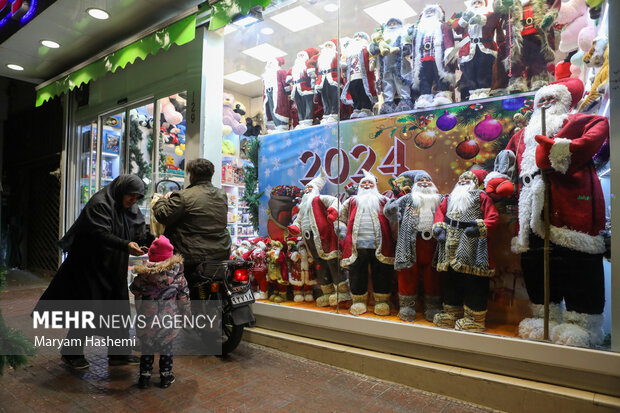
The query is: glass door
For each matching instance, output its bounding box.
[99,111,126,187]
[128,103,155,220]
[76,121,97,217]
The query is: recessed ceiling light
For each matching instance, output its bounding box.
[41,40,60,48]
[6,64,24,71]
[223,25,237,35]
[363,0,416,25]
[234,15,259,27]
[87,8,110,20]
[270,6,323,32]
[242,43,287,62]
[260,27,274,35]
[224,70,261,85]
[324,3,338,12]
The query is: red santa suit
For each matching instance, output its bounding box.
[504,78,608,347]
[263,56,290,131]
[287,48,319,127]
[312,39,341,122]
[341,33,378,118]
[245,239,268,300]
[287,238,316,302]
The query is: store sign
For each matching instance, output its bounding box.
[0,0,36,27]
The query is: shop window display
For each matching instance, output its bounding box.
[220,0,611,350]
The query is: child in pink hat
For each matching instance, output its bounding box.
[130,235,190,389]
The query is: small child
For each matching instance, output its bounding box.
[130,235,190,389]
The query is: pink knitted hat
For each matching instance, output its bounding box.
[148,235,174,262]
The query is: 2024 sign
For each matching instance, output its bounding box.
[299,137,409,186]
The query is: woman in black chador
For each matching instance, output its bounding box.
[37,174,150,369]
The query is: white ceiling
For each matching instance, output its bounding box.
[0,0,203,84]
[222,0,464,99]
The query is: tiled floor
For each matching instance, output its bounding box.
[0,270,501,413]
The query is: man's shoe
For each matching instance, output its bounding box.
[160,374,175,388]
[138,375,150,389]
[108,355,140,366]
[61,355,90,370]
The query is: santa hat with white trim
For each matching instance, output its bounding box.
[307,168,327,192]
[534,77,585,111]
[360,169,378,185]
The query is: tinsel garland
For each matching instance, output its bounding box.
[242,137,263,232]
[0,268,35,375]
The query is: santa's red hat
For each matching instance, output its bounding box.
[322,38,338,49]
[554,61,572,80]
[534,77,585,110]
[460,169,488,187]
[275,56,285,67]
[420,4,446,21]
[305,47,319,58]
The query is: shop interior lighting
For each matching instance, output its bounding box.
[41,40,60,48]
[363,0,416,25]
[232,5,263,27]
[260,27,274,35]
[270,6,323,32]
[6,64,24,71]
[224,70,261,85]
[224,25,237,35]
[87,8,110,20]
[324,3,338,12]
[242,43,287,62]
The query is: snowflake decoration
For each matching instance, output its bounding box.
[352,136,358,144]
[264,185,273,195]
[269,144,275,153]
[265,168,271,178]
[272,157,280,170]
[287,168,294,177]
[285,138,292,147]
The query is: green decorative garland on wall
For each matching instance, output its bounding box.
[242,137,264,232]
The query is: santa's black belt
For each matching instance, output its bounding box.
[318,68,336,75]
[444,217,476,229]
[470,37,493,44]
[417,230,433,241]
[292,77,311,84]
[519,170,541,186]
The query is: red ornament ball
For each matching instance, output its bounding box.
[456,138,480,159]
[414,130,437,149]
[474,115,503,142]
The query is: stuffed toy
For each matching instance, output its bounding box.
[262,57,290,132]
[341,32,378,119]
[246,238,269,300]
[578,36,609,113]
[243,118,262,137]
[286,237,316,302]
[223,93,247,136]
[266,240,288,302]
[370,28,399,56]
[311,39,341,123]
[557,0,592,53]
[586,0,604,19]
[222,139,235,155]
[287,47,319,129]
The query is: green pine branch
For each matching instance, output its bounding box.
[242,137,264,232]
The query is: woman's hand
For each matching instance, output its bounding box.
[128,242,146,256]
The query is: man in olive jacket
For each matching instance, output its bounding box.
[153,158,232,281]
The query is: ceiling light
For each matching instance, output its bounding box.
[41,40,60,48]
[260,27,274,35]
[6,64,24,71]
[363,0,416,25]
[234,16,258,26]
[224,70,261,85]
[87,8,110,20]
[242,43,287,62]
[324,3,338,12]
[224,25,237,35]
[270,6,323,32]
[232,5,263,27]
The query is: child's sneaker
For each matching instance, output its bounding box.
[160,374,175,388]
[138,374,150,389]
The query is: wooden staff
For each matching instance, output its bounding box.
[541,106,551,340]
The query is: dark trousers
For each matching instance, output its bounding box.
[418,61,451,95]
[510,34,549,79]
[460,51,495,92]
[294,93,315,121]
[521,235,605,314]
[140,341,173,375]
[320,81,339,115]
[349,79,373,110]
[349,249,393,295]
[265,88,287,127]
[442,268,490,311]
[304,232,345,286]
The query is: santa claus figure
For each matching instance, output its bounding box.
[369,18,413,114]
[495,0,561,92]
[245,238,269,300]
[262,56,290,133]
[384,171,443,322]
[288,170,352,307]
[266,240,288,302]
[341,32,378,119]
[287,237,316,302]
[339,170,395,316]
[500,77,608,347]
[411,5,456,108]
[452,0,503,100]
[432,169,499,332]
[311,39,340,124]
[287,48,319,129]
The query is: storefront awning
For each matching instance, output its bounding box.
[35,14,197,107]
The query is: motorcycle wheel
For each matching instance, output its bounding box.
[221,311,244,356]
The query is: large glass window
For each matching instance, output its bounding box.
[221,0,612,351]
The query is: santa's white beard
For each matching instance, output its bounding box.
[411,184,440,231]
[356,186,381,215]
[298,190,319,218]
[416,15,443,39]
[318,48,337,72]
[345,39,367,58]
[262,68,277,88]
[383,27,403,44]
[292,57,308,80]
[470,4,491,15]
[448,182,476,215]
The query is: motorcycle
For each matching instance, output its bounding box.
[189,259,255,356]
